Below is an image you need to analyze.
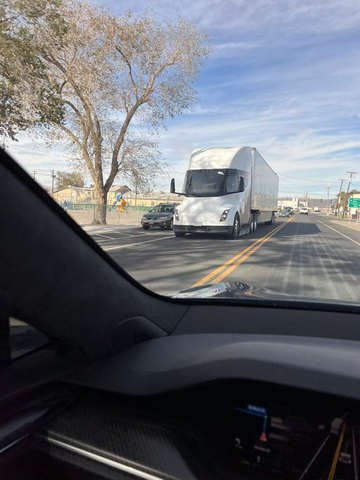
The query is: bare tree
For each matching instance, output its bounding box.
[2,1,211,223]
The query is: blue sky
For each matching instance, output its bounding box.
[6,0,360,198]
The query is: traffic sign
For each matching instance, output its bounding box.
[348,198,360,208]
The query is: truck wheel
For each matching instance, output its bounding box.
[174,231,185,238]
[230,214,240,239]
[253,215,258,231]
[250,214,257,232]
[265,213,275,225]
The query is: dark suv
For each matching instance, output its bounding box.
[141,203,180,230]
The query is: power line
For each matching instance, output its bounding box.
[278,173,338,184]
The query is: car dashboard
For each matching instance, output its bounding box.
[2,379,358,480]
[3,331,360,480]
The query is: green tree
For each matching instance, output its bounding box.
[1,0,211,223]
[0,0,66,141]
[55,171,84,191]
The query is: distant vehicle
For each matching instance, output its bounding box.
[299,207,309,215]
[279,209,290,217]
[171,146,279,238]
[314,207,320,212]
[284,207,293,214]
[141,203,179,230]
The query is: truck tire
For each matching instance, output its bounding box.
[174,230,185,238]
[230,214,240,239]
[250,214,257,232]
[265,212,275,225]
[253,215,258,231]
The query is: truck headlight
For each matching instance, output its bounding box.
[175,210,179,221]
[220,209,229,221]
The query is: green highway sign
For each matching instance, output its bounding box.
[348,198,360,208]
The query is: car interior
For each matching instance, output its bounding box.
[1,148,360,480]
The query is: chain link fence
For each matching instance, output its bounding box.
[60,203,149,226]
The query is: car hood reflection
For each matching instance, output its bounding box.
[172,281,360,306]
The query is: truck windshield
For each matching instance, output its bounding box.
[184,169,228,197]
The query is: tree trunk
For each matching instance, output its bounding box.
[92,185,108,225]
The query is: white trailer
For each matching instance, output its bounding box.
[170,146,279,238]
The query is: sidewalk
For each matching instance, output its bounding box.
[68,210,142,227]
[328,217,360,232]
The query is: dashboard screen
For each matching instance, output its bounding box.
[230,399,354,479]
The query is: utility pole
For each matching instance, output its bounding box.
[51,170,56,197]
[342,171,357,218]
[336,179,346,216]
[326,187,330,215]
[304,190,308,207]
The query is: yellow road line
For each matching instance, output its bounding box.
[192,217,294,287]
[192,222,284,287]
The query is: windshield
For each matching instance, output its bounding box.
[184,169,227,197]
[149,205,174,213]
[3,0,360,307]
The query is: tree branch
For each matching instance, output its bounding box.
[51,122,96,179]
[142,58,177,101]
[45,53,100,143]
[115,45,139,102]
[104,105,139,190]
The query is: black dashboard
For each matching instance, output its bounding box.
[5,331,360,480]
[48,332,360,479]
[25,380,358,480]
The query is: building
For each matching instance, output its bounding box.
[53,185,182,208]
[53,185,131,204]
[122,191,183,207]
[278,198,299,209]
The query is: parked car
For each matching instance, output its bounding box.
[141,203,180,230]
[299,207,309,214]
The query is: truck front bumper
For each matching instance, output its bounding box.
[174,225,233,235]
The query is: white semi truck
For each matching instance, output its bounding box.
[170,146,279,238]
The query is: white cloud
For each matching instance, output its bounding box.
[8,0,360,198]
[106,0,360,37]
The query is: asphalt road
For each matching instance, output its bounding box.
[86,214,360,303]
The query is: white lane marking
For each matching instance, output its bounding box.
[318,220,360,247]
[92,233,118,240]
[94,232,138,240]
[103,235,175,251]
